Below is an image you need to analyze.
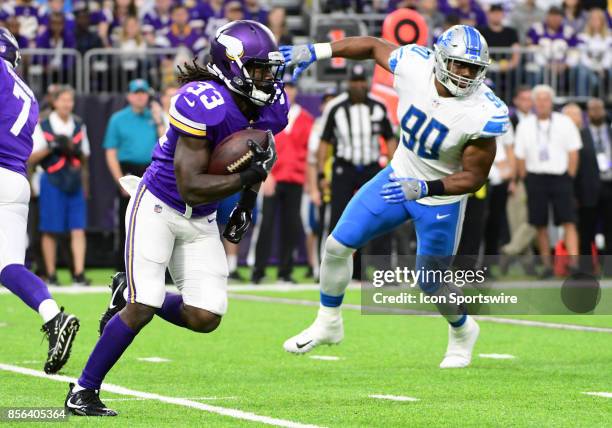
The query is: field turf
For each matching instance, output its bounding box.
[0,269,611,427]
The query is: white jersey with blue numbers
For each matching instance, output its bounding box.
[388,44,509,206]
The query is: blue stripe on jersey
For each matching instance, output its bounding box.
[482,119,509,136]
[492,115,509,119]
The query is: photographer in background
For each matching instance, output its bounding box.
[29,85,90,286]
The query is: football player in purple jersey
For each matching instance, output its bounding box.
[65,20,289,416]
[0,28,80,374]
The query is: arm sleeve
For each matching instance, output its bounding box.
[31,124,47,152]
[80,124,91,157]
[564,118,583,151]
[513,122,526,159]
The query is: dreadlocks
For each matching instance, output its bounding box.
[176,59,224,86]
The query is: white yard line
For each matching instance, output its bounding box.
[137,357,171,363]
[228,293,612,334]
[582,392,612,398]
[479,353,516,359]
[309,356,342,361]
[0,363,324,428]
[369,394,419,402]
[104,396,238,402]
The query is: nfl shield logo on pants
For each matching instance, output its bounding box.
[154,204,162,213]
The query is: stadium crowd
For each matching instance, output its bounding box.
[2,0,611,284]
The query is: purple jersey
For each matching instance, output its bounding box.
[527,22,578,64]
[142,8,171,35]
[156,25,208,56]
[143,79,289,218]
[0,59,39,176]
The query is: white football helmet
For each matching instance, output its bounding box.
[434,25,490,97]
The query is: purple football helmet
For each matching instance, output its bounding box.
[209,20,284,106]
[0,28,20,69]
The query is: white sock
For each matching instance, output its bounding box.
[73,383,86,392]
[318,304,341,318]
[319,236,354,298]
[38,299,60,323]
[228,254,238,272]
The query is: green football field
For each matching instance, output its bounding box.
[1,271,611,427]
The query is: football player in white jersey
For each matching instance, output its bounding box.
[279,25,509,368]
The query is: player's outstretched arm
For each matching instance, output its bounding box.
[441,137,496,195]
[281,37,398,80]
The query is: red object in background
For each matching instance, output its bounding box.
[371,9,429,126]
[271,106,314,185]
[554,240,569,277]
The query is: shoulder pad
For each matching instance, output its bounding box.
[477,87,510,138]
[389,44,433,73]
[169,81,228,138]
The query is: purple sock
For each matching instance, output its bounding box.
[0,264,52,312]
[78,314,136,390]
[156,293,186,327]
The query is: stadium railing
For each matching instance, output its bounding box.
[17,47,612,105]
[20,48,83,95]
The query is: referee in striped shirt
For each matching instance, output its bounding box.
[317,64,397,233]
[317,65,397,278]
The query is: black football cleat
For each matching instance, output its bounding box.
[41,308,80,374]
[99,272,127,336]
[65,383,117,416]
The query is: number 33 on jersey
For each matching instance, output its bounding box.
[388,44,509,206]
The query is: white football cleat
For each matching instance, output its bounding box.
[439,316,480,369]
[283,309,344,354]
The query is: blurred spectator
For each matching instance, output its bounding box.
[103,79,162,270]
[306,88,338,277]
[203,0,232,40]
[576,8,612,96]
[268,7,291,45]
[29,86,90,286]
[509,0,546,44]
[157,83,179,129]
[526,6,579,86]
[317,65,397,279]
[562,102,583,128]
[74,5,104,55]
[114,15,148,80]
[108,0,138,46]
[244,0,268,24]
[576,98,612,258]
[37,0,75,35]
[501,86,536,273]
[478,4,520,96]
[562,0,587,33]
[485,114,516,260]
[418,0,445,42]
[515,85,581,277]
[187,0,218,32]
[142,0,172,44]
[156,4,208,58]
[72,0,111,46]
[252,79,314,284]
[439,0,487,27]
[34,12,76,85]
[2,0,40,41]
[5,16,29,48]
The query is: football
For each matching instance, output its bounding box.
[208,128,269,175]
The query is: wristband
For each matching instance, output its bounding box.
[317,172,325,180]
[425,179,445,197]
[313,43,332,60]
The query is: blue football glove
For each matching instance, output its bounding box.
[279,44,317,81]
[380,174,428,203]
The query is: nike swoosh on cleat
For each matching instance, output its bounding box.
[296,340,313,349]
[108,284,124,310]
[65,398,81,410]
